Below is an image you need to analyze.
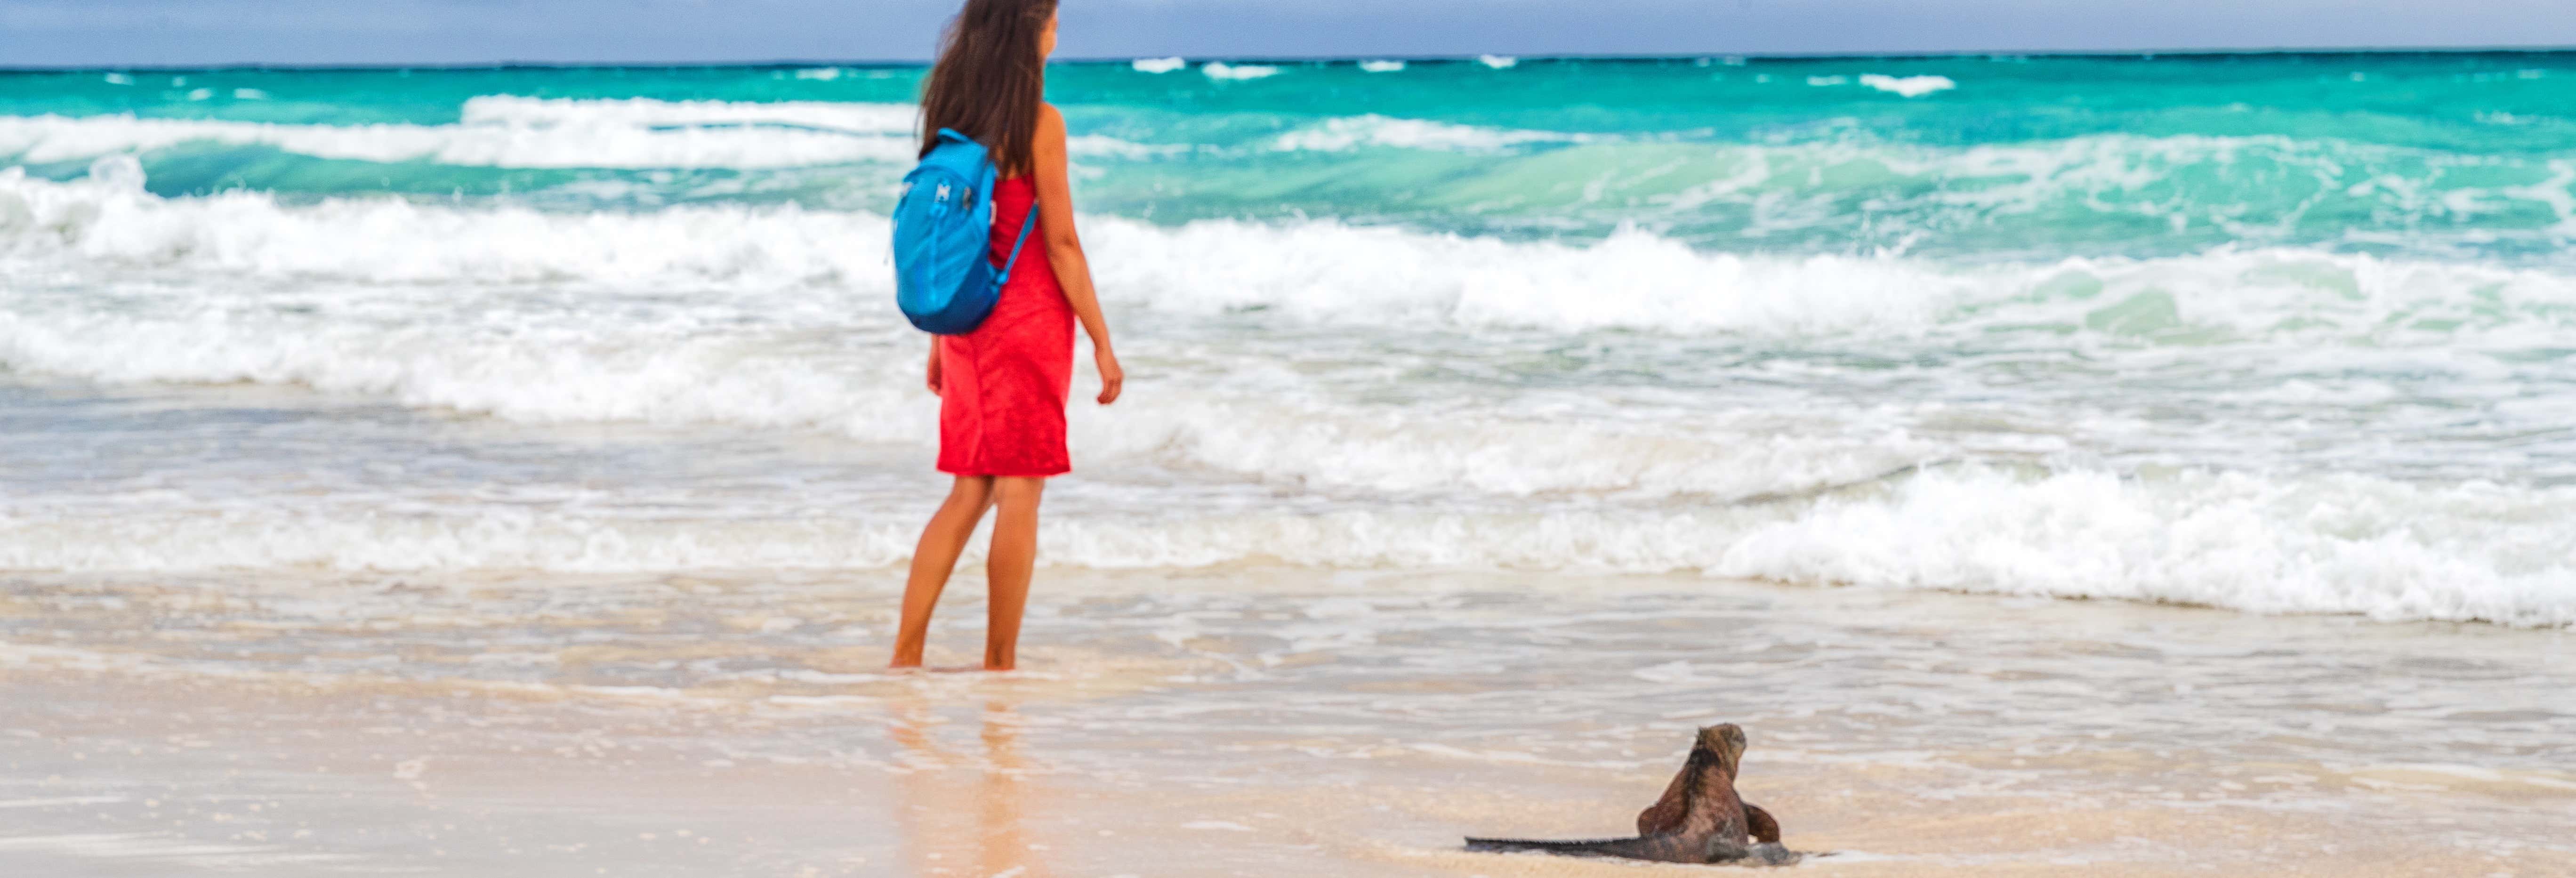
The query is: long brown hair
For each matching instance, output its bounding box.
[919,0,1058,177]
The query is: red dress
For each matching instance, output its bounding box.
[936,176,1074,477]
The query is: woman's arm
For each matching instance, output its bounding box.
[1030,103,1122,405]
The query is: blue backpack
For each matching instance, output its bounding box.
[892,128,1039,335]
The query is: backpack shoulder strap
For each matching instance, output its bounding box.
[995,204,1039,284]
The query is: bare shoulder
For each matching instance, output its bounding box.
[1030,103,1068,161]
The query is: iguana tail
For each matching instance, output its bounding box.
[1463,834,1691,861]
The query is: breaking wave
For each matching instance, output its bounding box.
[6,466,2569,627]
[0,97,1164,169]
[7,162,2572,341]
[4,161,2573,628]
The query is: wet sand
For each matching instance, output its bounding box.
[3,569,2571,876]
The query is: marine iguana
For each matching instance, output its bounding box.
[1465,724,1800,866]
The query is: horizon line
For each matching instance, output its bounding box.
[6,43,2576,73]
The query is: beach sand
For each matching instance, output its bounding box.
[3,569,2571,876]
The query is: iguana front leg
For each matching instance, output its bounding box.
[1744,803,1781,845]
[1635,761,1693,835]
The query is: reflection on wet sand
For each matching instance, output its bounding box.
[891,697,1049,878]
[5,571,2572,875]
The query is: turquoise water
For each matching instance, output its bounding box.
[1,53,2572,624]
[9,53,2576,258]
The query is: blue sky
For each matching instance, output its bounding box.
[3,0,2573,66]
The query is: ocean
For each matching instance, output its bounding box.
[1,53,2573,875]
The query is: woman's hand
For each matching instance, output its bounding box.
[1095,346,1123,405]
[926,344,943,396]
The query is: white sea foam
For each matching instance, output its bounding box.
[1132,57,1187,74]
[6,164,2571,491]
[0,161,1992,338]
[1711,467,2576,627]
[6,467,2570,626]
[0,165,1942,500]
[0,108,916,169]
[1479,55,1520,69]
[1082,217,1983,334]
[1860,74,1957,97]
[454,95,916,132]
[1267,114,1584,152]
[9,162,2576,341]
[0,160,887,282]
[1202,62,1281,81]
[1358,60,1407,73]
[3,170,2572,625]
[0,97,1189,168]
[0,164,1947,498]
[1068,134,1191,159]
[0,298,1929,504]
[1802,72,1957,96]
[1086,214,2576,347]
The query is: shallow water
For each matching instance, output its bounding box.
[4,569,2571,875]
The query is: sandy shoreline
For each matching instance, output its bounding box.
[3,569,2572,876]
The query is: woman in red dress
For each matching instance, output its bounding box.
[890,0,1123,672]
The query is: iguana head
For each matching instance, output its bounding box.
[1694,724,1747,777]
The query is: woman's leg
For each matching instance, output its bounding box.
[983,476,1047,671]
[891,475,996,668]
